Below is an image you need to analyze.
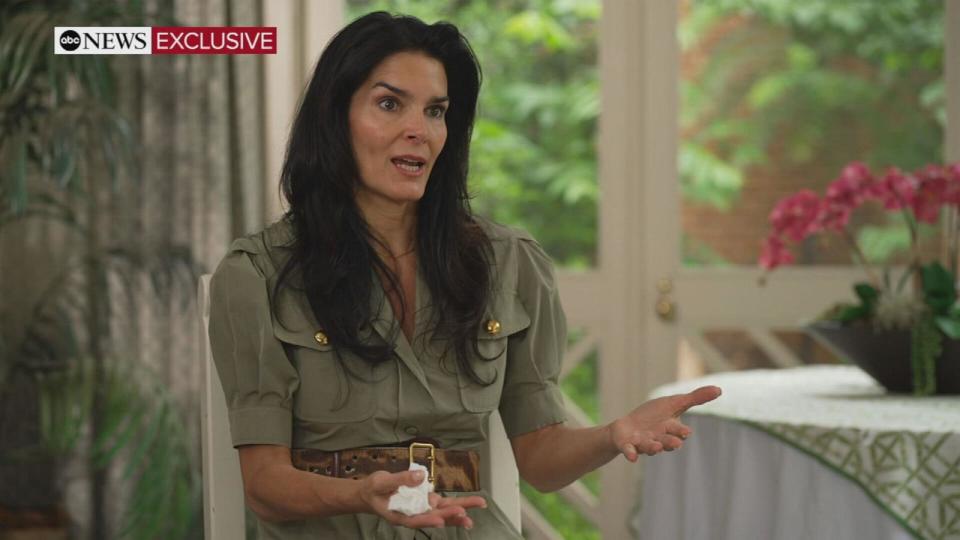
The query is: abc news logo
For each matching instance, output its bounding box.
[55,26,277,55]
[55,27,151,55]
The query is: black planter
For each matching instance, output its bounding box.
[807,321,960,394]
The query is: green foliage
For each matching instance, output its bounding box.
[854,282,879,306]
[920,261,956,315]
[561,350,598,423]
[935,314,960,340]
[0,1,156,216]
[922,262,960,340]
[681,0,943,215]
[680,143,743,210]
[35,357,201,539]
[520,480,600,539]
[830,282,878,323]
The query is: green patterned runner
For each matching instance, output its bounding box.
[652,366,960,540]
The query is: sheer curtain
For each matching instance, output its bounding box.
[118,0,265,412]
[75,0,266,536]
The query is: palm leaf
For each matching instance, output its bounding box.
[4,12,51,96]
[31,355,201,538]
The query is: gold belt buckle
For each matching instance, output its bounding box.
[408,442,436,483]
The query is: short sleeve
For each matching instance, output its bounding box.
[208,248,299,447]
[498,237,567,438]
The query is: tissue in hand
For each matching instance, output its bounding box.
[387,462,434,516]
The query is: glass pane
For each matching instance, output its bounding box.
[679,0,944,267]
[345,0,600,268]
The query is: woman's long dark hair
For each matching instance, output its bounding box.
[273,12,494,383]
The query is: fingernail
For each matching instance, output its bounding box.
[413,471,424,481]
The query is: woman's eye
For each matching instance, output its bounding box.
[378,98,399,111]
[427,105,447,119]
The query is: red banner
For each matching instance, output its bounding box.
[152,27,276,55]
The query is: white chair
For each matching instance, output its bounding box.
[198,274,521,539]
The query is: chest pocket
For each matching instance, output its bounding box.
[272,324,376,423]
[457,296,532,412]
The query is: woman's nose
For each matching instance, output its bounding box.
[403,113,427,143]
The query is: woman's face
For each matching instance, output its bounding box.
[349,51,449,209]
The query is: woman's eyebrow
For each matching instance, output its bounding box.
[372,81,449,104]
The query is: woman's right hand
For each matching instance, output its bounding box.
[359,469,487,529]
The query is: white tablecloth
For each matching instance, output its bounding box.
[631,366,960,540]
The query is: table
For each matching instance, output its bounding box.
[630,366,960,540]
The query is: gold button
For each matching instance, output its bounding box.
[485,319,501,336]
[314,330,329,345]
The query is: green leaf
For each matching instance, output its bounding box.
[836,304,869,323]
[853,282,879,309]
[935,316,960,339]
[679,143,744,210]
[503,11,575,51]
[122,402,168,478]
[747,72,793,109]
[2,133,28,213]
[921,262,957,315]
[6,12,51,96]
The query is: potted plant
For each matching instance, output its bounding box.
[760,162,960,395]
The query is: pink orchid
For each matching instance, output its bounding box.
[768,189,822,242]
[759,161,960,274]
[911,165,949,224]
[759,234,794,271]
[825,161,876,208]
[817,199,852,232]
[875,167,916,211]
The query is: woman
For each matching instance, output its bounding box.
[209,11,720,539]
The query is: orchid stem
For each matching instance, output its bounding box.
[841,227,882,288]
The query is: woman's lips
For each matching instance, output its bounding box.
[391,157,426,176]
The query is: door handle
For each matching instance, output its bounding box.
[654,278,676,321]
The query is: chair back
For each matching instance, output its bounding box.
[199,275,246,539]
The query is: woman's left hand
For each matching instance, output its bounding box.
[608,385,722,462]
